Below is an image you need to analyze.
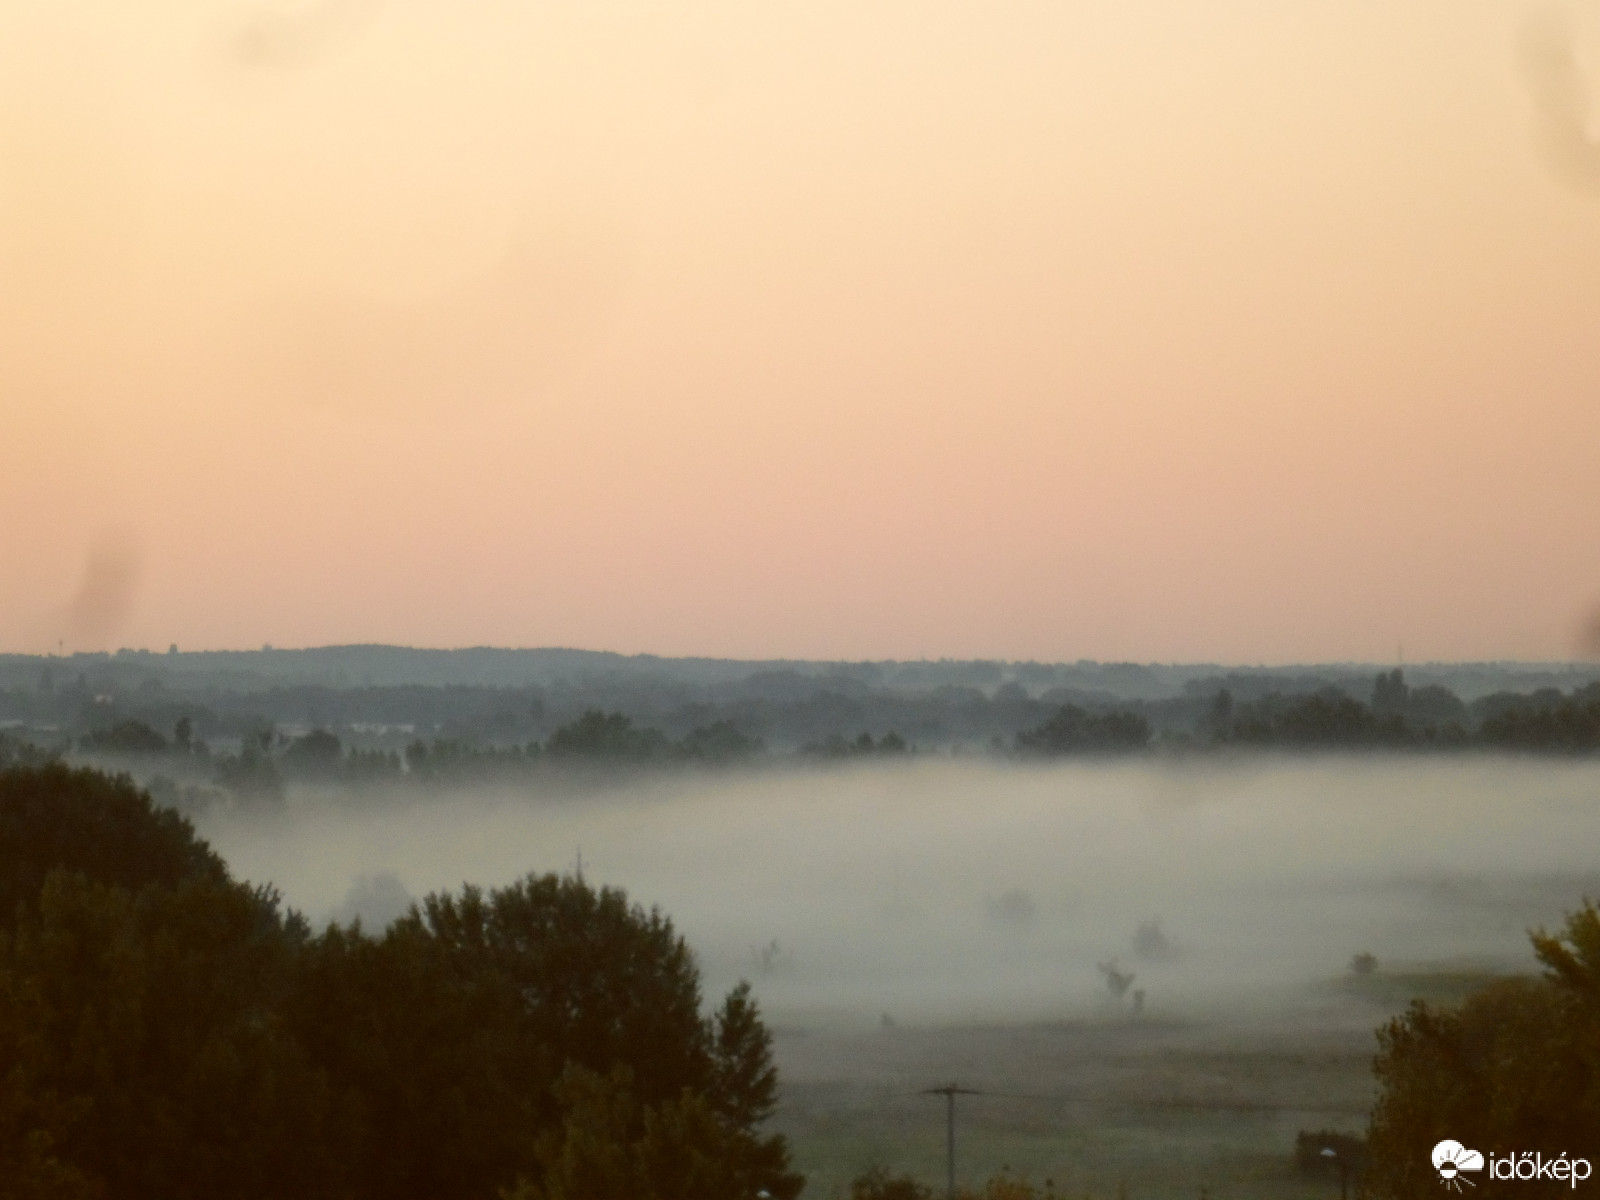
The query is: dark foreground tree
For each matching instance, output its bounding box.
[0,872,342,1200]
[708,981,801,1196]
[0,765,802,1200]
[0,763,227,929]
[293,875,801,1200]
[503,1062,781,1200]
[1363,901,1600,1197]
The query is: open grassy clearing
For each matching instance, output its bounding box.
[772,971,1504,1198]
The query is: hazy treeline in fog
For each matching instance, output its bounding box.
[5,648,1600,808]
[0,763,801,1200]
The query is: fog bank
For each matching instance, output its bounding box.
[199,758,1600,1024]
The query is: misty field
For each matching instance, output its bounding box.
[200,757,1600,1197]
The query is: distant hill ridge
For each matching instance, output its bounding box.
[4,644,1599,702]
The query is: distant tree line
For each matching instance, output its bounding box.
[801,731,910,758]
[8,671,1600,810]
[1015,705,1151,754]
[1201,670,1600,751]
[0,763,802,1200]
[7,650,1600,759]
[23,711,777,805]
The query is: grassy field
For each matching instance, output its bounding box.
[771,969,1506,1199]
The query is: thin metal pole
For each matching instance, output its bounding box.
[946,1090,956,1200]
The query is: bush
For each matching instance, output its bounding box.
[852,1167,932,1200]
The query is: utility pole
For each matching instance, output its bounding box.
[1320,1147,1350,1200]
[921,1085,980,1200]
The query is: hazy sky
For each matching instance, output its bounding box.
[4,0,1600,662]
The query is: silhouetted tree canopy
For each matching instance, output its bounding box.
[1215,689,1412,748]
[1478,695,1600,751]
[79,719,169,755]
[1363,901,1600,1197]
[213,734,285,804]
[678,720,763,763]
[1370,668,1409,716]
[279,728,343,779]
[0,765,801,1200]
[0,872,338,1200]
[1016,705,1150,754]
[0,763,226,929]
[546,711,672,762]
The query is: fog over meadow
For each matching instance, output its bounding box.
[199,756,1600,1026]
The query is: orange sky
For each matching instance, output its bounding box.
[4,0,1600,662]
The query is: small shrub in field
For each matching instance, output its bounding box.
[851,1167,932,1200]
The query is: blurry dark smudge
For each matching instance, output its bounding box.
[1581,607,1600,657]
[244,238,619,416]
[1519,7,1600,193]
[62,531,141,650]
[228,0,380,70]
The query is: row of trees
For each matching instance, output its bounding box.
[69,713,955,804]
[44,673,1600,792]
[38,688,1600,816]
[1015,705,1151,755]
[1203,672,1600,750]
[13,651,1600,757]
[78,712,769,771]
[0,764,801,1200]
[61,690,1600,816]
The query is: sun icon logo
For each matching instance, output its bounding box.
[1432,1141,1485,1191]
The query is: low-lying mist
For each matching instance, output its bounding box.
[197,757,1600,1027]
